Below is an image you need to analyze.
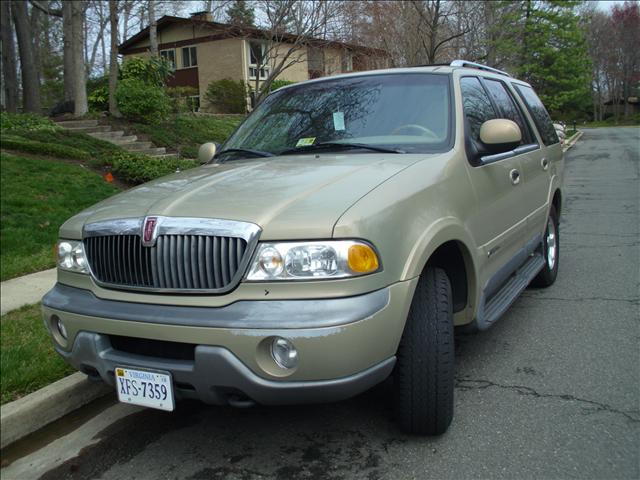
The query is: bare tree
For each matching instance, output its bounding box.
[71,0,88,115]
[1,1,19,112]
[250,0,340,103]
[12,0,41,112]
[411,0,471,63]
[109,0,121,117]
[148,0,158,56]
[86,0,110,75]
[201,0,233,21]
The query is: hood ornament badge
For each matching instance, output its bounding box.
[142,216,159,247]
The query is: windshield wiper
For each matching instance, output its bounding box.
[215,148,275,162]
[279,142,404,156]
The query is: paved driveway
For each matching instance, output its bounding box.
[4,127,639,480]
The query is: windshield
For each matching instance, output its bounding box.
[221,73,452,157]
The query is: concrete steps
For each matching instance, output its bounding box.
[89,130,125,140]
[53,118,174,159]
[64,125,111,134]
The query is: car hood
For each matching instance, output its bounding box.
[60,153,427,240]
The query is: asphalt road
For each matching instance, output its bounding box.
[3,127,639,480]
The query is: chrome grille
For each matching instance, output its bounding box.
[85,234,248,291]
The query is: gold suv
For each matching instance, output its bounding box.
[43,60,563,435]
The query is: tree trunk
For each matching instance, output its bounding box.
[109,0,121,117]
[100,1,107,74]
[12,0,41,113]
[149,0,158,56]
[71,0,88,116]
[123,1,132,40]
[30,4,42,89]
[62,1,74,101]
[1,1,19,112]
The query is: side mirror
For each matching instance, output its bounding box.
[198,142,220,164]
[479,119,521,154]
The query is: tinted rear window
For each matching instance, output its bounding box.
[514,85,558,146]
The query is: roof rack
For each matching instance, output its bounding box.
[449,60,512,77]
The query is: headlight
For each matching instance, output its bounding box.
[246,240,380,281]
[57,240,89,274]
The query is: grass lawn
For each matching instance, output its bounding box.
[0,151,121,281]
[131,114,244,158]
[1,303,74,404]
[580,118,639,128]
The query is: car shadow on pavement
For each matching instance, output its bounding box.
[39,332,494,480]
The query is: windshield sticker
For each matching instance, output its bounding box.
[296,137,316,147]
[333,112,346,131]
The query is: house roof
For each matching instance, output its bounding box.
[118,15,388,56]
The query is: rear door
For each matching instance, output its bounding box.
[459,76,528,292]
[512,84,562,240]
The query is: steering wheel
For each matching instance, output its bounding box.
[391,124,439,140]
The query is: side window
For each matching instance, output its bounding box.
[483,79,533,145]
[160,49,176,69]
[460,77,497,142]
[514,85,559,146]
[182,47,197,68]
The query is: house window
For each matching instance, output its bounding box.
[248,41,270,80]
[341,51,353,72]
[182,46,197,68]
[160,49,176,69]
[186,95,200,112]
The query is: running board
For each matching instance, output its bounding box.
[475,253,545,330]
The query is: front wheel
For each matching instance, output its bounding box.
[394,267,454,435]
[532,205,559,287]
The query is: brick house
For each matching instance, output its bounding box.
[118,12,390,112]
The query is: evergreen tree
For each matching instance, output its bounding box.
[226,0,255,27]
[496,0,592,118]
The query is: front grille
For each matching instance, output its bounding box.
[109,335,196,361]
[84,234,248,291]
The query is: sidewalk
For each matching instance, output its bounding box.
[0,268,57,315]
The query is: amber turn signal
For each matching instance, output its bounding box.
[347,244,379,273]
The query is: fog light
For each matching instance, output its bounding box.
[53,315,67,339]
[270,337,298,369]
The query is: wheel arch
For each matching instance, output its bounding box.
[552,188,562,218]
[403,221,479,323]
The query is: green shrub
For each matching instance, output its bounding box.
[1,135,89,160]
[116,78,171,124]
[121,56,173,87]
[88,85,109,112]
[107,150,198,184]
[0,112,60,132]
[205,79,247,113]
[270,79,296,92]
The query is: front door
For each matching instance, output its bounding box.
[458,76,529,294]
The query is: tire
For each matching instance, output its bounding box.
[394,267,454,435]
[532,205,559,288]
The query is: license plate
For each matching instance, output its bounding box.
[115,366,175,411]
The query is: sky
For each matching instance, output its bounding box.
[595,0,633,11]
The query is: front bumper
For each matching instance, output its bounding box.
[56,332,395,405]
[42,279,417,405]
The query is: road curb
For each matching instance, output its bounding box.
[0,372,112,449]
[562,130,583,152]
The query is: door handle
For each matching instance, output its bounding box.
[510,169,521,185]
[541,158,549,170]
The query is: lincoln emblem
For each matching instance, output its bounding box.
[142,217,158,247]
